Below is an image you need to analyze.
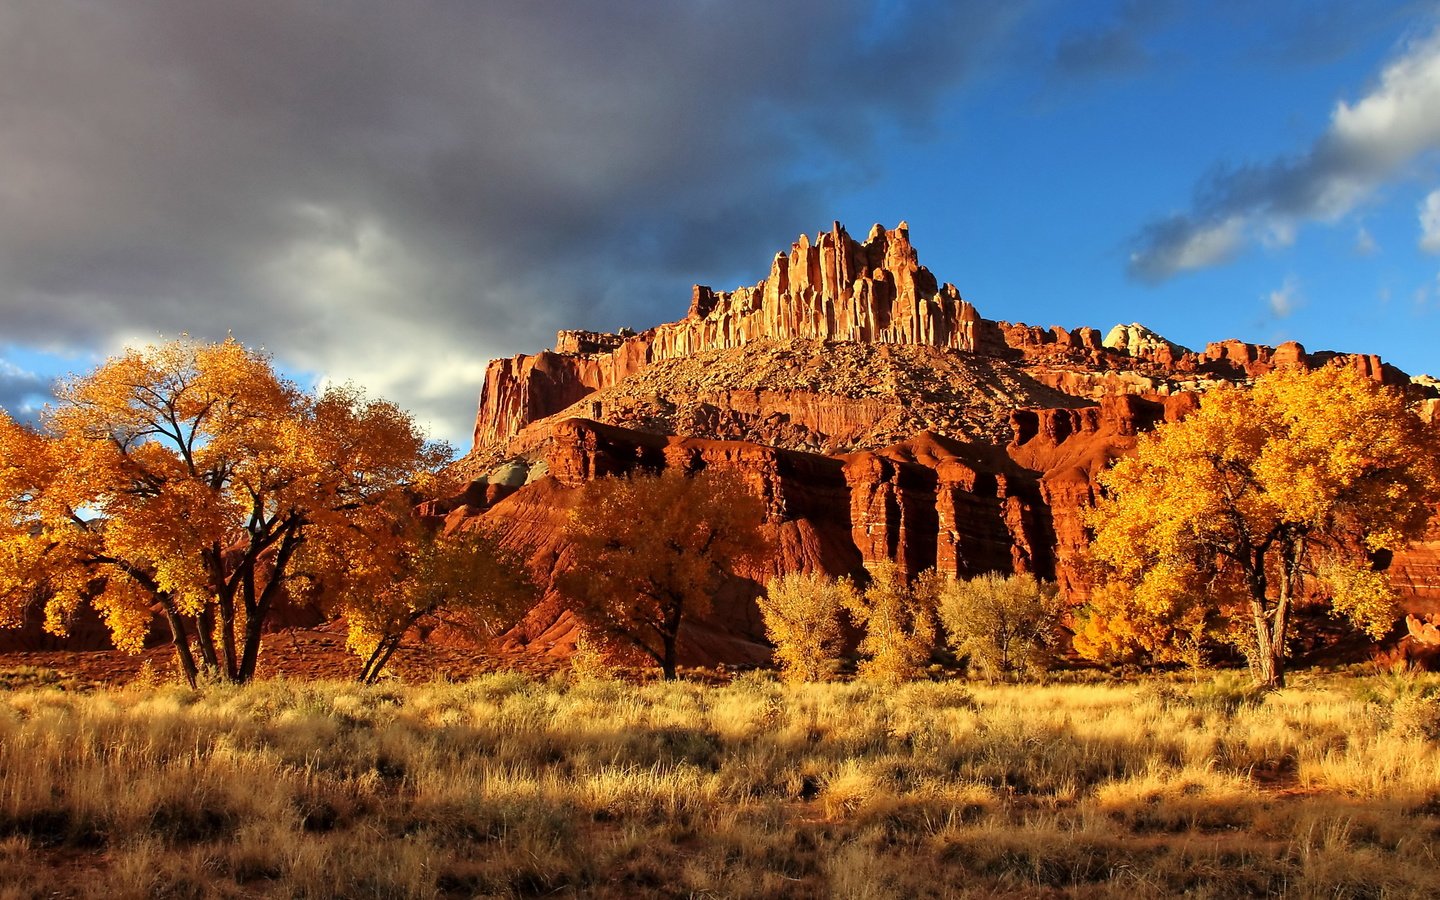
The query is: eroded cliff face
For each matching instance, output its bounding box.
[470,221,1420,462]
[445,398,1175,663]
[474,222,1005,449]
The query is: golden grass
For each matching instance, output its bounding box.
[0,670,1438,898]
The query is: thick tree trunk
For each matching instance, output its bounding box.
[237,610,265,683]
[660,638,678,681]
[1245,547,1285,688]
[235,518,305,684]
[659,598,684,680]
[218,598,238,681]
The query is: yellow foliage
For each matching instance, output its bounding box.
[323,514,535,684]
[1071,579,1211,669]
[560,468,768,680]
[935,572,1063,680]
[1086,364,1440,685]
[0,337,448,685]
[846,561,937,684]
[758,571,856,682]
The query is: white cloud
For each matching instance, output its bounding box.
[1355,226,1380,255]
[1420,189,1440,252]
[1132,24,1440,280]
[1128,216,1245,280]
[1267,275,1301,319]
[1262,220,1297,249]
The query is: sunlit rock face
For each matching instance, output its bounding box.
[473,223,1003,450]
[436,221,1438,665]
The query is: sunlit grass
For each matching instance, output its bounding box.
[1,670,1438,898]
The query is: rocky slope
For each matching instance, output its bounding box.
[459,339,1094,475]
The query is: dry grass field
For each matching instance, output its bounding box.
[2,668,1439,898]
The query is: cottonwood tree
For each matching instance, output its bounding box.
[1087,364,1440,687]
[1071,579,1212,670]
[845,561,938,683]
[0,338,448,686]
[936,572,1063,681]
[758,571,856,682]
[305,511,534,684]
[559,468,766,680]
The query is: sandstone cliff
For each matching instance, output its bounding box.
[468,222,1415,467]
[442,220,1435,667]
[474,222,1008,449]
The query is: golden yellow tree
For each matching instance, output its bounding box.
[845,561,938,683]
[559,468,767,680]
[1087,364,1440,687]
[1070,579,1212,670]
[0,338,447,686]
[758,571,856,682]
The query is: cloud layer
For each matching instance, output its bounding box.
[0,0,1026,444]
[1129,23,1440,281]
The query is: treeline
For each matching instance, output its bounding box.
[1,339,1435,689]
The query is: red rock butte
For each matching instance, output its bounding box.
[442,221,1440,666]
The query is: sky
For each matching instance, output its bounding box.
[2,0,1440,449]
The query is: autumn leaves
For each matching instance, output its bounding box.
[1,337,1436,688]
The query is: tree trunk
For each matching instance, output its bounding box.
[194,607,220,676]
[659,598,684,680]
[218,597,238,681]
[159,601,200,689]
[660,637,678,681]
[360,636,404,685]
[237,609,265,683]
[235,518,305,683]
[1246,547,1287,688]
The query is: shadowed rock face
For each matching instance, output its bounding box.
[447,398,1170,663]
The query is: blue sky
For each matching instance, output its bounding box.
[1,1,1438,448]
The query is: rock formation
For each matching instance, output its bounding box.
[445,221,1438,666]
[474,222,1008,449]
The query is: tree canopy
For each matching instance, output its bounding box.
[1085,364,1440,686]
[559,468,767,680]
[0,337,449,685]
[307,510,534,684]
[845,561,939,683]
[936,572,1063,681]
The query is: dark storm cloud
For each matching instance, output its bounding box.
[1128,22,1440,282]
[0,0,1029,442]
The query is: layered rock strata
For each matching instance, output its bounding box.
[471,222,1417,463]
[475,222,1003,449]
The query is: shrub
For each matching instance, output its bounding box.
[846,562,937,684]
[936,572,1063,681]
[758,572,855,682]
